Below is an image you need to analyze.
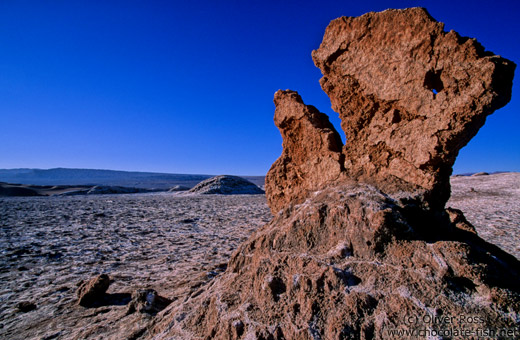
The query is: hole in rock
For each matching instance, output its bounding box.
[335,269,362,287]
[391,109,401,124]
[267,277,286,302]
[423,70,444,96]
[293,303,300,315]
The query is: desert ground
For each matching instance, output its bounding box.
[448,172,520,258]
[0,172,518,339]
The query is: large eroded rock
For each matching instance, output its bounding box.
[267,7,515,212]
[149,8,518,340]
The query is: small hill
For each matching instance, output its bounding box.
[188,175,264,195]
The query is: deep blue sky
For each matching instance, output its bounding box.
[1,0,518,175]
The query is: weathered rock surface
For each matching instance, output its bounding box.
[152,184,520,339]
[189,175,265,195]
[127,289,172,315]
[265,90,346,214]
[149,7,518,340]
[77,274,111,307]
[267,7,515,212]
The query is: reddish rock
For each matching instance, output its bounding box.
[266,8,516,214]
[149,7,518,340]
[77,274,110,307]
[310,7,515,209]
[265,90,345,214]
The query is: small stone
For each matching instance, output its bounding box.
[77,274,110,307]
[126,289,172,316]
[16,301,36,313]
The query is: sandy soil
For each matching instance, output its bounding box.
[0,173,518,339]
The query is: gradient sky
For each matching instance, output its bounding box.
[1,0,518,175]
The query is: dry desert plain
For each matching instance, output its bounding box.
[0,172,518,339]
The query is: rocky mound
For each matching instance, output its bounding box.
[188,175,264,195]
[149,8,518,340]
[152,184,519,339]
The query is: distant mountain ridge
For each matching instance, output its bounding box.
[0,168,265,190]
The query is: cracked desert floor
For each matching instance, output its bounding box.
[0,172,518,339]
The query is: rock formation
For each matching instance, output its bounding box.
[77,274,111,307]
[0,182,41,197]
[152,183,520,339]
[149,7,518,340]
[267,7,515,212]
[189,175,265,195]
[265,90,346,214]
[126,289,172,316]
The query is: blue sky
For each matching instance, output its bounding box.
[0,0,518,175]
